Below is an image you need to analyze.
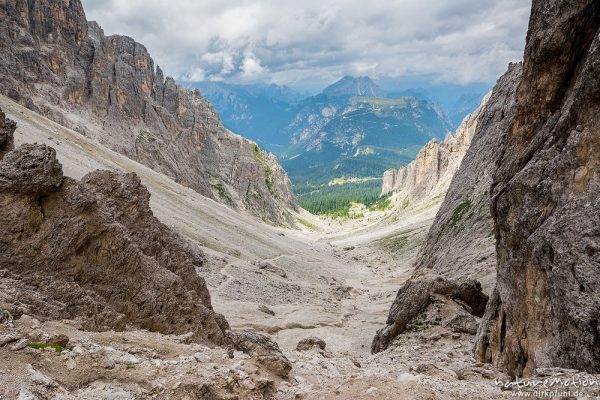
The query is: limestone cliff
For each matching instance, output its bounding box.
[0,112,229,344]
[381,93,489,209]
[0,0,297,225]
[412,64,522,292]
[476,0,600,377]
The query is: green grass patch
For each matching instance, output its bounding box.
[211,183,232,204]
[297,217,320,231]
[368,194,392,211]
[376,232,411,253]
[252,143,276,195]
[448,199,473,228]
[28,342,63,352]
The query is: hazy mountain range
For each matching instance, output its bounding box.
[191,76,481,187]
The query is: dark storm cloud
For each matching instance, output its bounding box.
[80,0,531,88]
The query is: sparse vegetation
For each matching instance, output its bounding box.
[211,183,232,204]
[297,217,320,231]
[448,199,473,228]
[402,197,410,209]
[28,342,63,352]
[376,232,411,253]
[368,194,392,211]
[252,143,276,195]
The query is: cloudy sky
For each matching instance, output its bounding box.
[81,0,531,91]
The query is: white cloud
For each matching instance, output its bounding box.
[81,0,531,88]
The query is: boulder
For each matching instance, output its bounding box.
[227,330,292,378]
[0,129,229,345]
[372,277,488,353]
[296,337,327,352]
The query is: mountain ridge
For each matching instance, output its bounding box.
[0,0,297,225]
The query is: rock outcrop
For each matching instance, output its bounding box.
[372,277,488,353]
[411,64,522,291]
[0,108,16,158]
[227,330,292,378]
[0,0,297,225]
[0,114,229,344]
[381,93,489,203]
[476,0,600,377]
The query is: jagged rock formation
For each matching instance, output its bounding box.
[411,65,522,291]
[0,0,296,225]
[0,113,229,344]
[372,277,488,353]
[381,93,488,204]
[476,0,600,377]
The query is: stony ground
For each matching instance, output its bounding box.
[2,95,599,399]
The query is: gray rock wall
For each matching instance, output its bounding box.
[412,64,522,292]
[477,0,600,377]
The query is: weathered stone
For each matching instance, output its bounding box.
[227,330,292,378]
[372,277,488,353]
[27,364,55,387]
[0,108,16,158]
[296,337,327,351]
[0,144,63,195]
[0,136,229,345]
[257,261,287,278]
[258,305,275,316]
[477,0,600,377]
[442,310,478,335]
[47,334,69,348]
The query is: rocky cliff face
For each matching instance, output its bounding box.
[476,0,600,377]
[381,93,489,208]
[0,108,16,158]
[0,0,297,226]
[0,111,229,344]
[411,64,522,292]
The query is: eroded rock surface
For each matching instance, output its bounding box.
[372,277,488,353]
[476,0,600,377]
[296,337,327,352]
[412,64,522,292]
[0,108,15,157]
[227,329,292,378]
[0,0,297,225]
[0,118,229,344]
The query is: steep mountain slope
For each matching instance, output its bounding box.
[381,91,489,206]
[411,64,522,292]
[376,0,600,379]
[0,0,296,225]
[282,77,453,186]
[476,0,600,377]
[190,82,304,150]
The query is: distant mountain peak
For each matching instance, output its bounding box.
[322,76,385,98]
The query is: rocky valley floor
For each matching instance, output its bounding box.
[1,95,599,399]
